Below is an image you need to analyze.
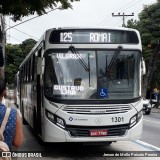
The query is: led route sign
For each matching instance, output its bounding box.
[49,29,139,44]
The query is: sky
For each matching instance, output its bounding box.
[5,0,157,44]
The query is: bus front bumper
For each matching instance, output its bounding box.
[43,117,143,143]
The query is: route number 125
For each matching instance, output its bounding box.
[60,32,72,42]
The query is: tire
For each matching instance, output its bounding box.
[145,109,151,115]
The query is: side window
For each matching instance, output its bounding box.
[28,59,31,82]
[21,67,24,83]
[34,52,38,81]
[26,63,28,82]
[32,54,35,81]
[30,57,33,81]
[24,65,26,82]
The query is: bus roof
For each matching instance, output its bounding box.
[47,26,139,32]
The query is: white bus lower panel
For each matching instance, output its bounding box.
[65,118,143,142]
[43,117,143,142]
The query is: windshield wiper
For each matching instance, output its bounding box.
[69,46,90,71]
[106,46,122,79]
[108,46,123,71]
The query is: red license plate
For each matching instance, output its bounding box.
[89,130,108,137]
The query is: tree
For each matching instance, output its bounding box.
[5,44,22,84]
[127,0,160,97]
[19,39,37,57]
[127,19,139,30]
[5,39,36,85]
[0,0,80,21]
[139,1,160,96]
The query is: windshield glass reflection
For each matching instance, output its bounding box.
[44,50,140,100]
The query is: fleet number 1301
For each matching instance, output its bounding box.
[111,117,124,123]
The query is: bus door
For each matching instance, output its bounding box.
[35,49,43,135]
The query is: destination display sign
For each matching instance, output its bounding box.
[49,29,139,44]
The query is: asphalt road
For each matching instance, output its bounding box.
[142,110,160,148]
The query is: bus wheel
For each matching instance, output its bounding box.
[22,103,28,125]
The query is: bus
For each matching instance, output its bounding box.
[19,27,145,143]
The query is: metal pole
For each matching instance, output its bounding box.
[112,12,134,27]
[0,15,6,78]
[122,12,125,27]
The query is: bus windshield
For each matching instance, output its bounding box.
[44,49,140,100]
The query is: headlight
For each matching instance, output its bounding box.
[56,117,65,128]
[129,110,142,128]
[46,111,55,123]
[130,115,137,128]
[46,110,65,129]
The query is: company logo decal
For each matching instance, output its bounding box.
[95,118,102,124]
[69,117,73,121]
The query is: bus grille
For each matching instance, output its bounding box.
[62,105,132,115]
[66,124,129,137]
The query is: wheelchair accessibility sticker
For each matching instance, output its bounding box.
[99,88,108,98]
